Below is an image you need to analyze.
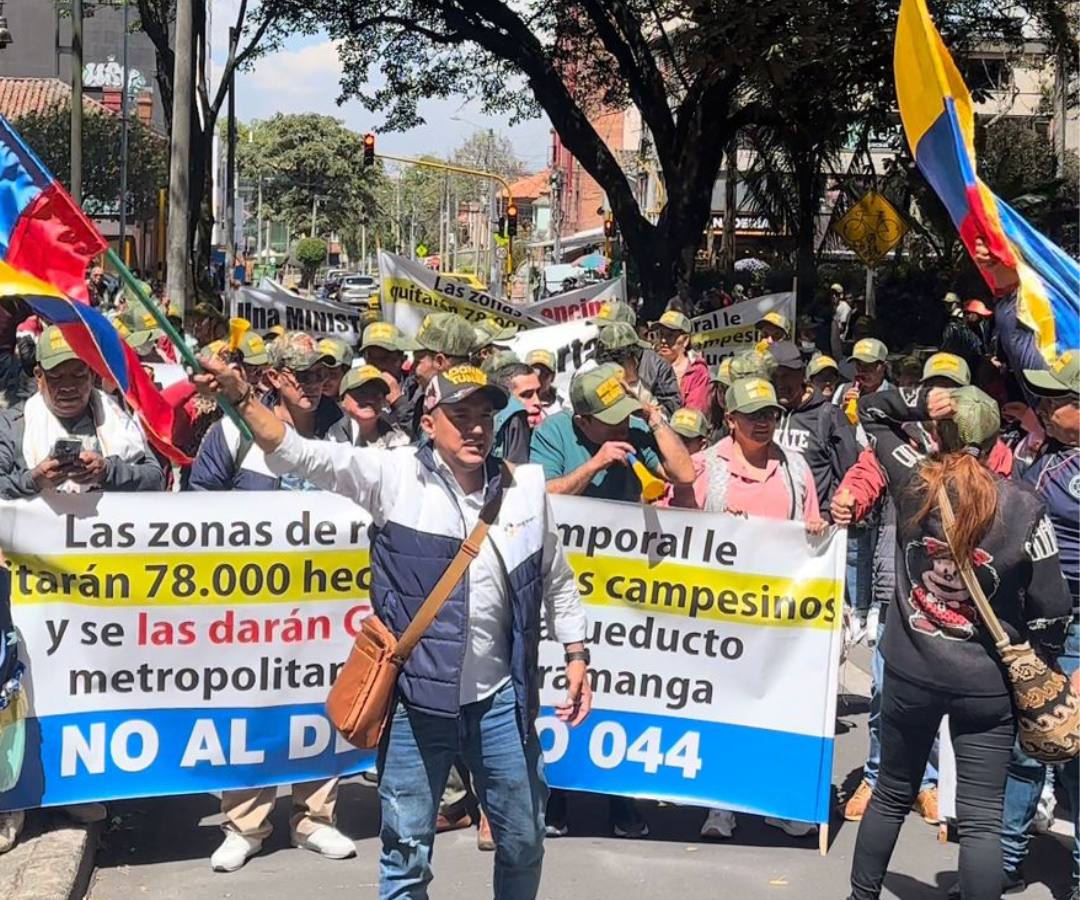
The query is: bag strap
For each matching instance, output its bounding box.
[935,486,1011,652]
[392,461,515,664]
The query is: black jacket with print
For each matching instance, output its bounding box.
[859,388,1071,697]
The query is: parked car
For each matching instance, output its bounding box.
[338,274,377,305]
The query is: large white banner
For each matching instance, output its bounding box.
[691,292,797,365]
[378,251,543,336]
[231,284,366,344]
[521,278,626,325]
[0,492,844,826]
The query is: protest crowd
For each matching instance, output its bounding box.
[0,220,1073,900]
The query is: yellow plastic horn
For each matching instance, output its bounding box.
[228,317,251,353]
[629,451,667,503]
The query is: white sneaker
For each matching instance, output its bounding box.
[64,802,107,824]
[700,809,737,839]
[292,824,356,860]
[764,817,817,838]
[0,810,24,854]
[211,831,263,872]
[1034,780,1056,834]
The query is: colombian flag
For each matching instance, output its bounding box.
[0,116,185,464]
[895,0,1079,361]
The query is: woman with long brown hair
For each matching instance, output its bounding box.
[847,385,1072,900]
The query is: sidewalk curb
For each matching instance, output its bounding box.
[0,813,99,900]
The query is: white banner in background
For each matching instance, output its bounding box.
[691,292,797,365]
[521,278,627,324]
[378,251,543,336]
[0,493,844,827]
[231,285,365,344]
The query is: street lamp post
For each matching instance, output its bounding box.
[71,0,83,204]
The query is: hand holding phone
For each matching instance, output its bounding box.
[51,438,83,466]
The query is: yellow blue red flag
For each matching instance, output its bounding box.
[894,0,1079,361]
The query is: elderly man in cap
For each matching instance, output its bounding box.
[591,301,681,414]
[318,337,354,399]
[0,326,164,499]
[531,363,695,506]
[651,309,711,413]
[187,301,229,350]
[328,364,410,449]
[193,355,591,899]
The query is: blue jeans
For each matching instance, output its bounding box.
[1000,622,1080,887]
[865,616,938,792]
[846,529,877,621]
[377,682,548,900]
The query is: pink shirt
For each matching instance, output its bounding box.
[694,437,821,521]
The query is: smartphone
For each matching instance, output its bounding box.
[52,438,82,465]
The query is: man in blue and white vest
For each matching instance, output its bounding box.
[195,357,592,900]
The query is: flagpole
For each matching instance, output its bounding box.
[105,248,253,439]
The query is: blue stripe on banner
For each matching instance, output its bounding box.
[0,705,375,811]
[537,707,834,825]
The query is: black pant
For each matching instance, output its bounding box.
[849,668,1016,900]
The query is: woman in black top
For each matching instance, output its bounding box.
[847,385,1071,900]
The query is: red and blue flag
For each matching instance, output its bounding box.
[0,115,185,464]
[894,0,1079,361]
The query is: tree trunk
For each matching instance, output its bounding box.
[794,155,819,308]
[719,137,738,273]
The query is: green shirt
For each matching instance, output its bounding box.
[529,411,662,502]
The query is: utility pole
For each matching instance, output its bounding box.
[310,195,318,238]
[70,0,83,204]
[166,0,194,315]
[486,129,498,295]
[118,0,130,263]
[225,26,237,290]
[255,175,263,277]
[551,168,562,263]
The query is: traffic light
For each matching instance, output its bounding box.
[497,216,506,237]
[363,133,376,167]
[506,204,518,237]
[603,212,616,238]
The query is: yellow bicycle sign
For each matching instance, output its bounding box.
[833,190,908,267]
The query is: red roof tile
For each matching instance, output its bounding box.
[0,77,112,119]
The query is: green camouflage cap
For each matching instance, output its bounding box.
[37,325,80,370]
[239,331,270,366]
[361,322,417,353]
[711,356,734,386]
[849,338,889,364]
[415,313,477,357]
[1023,349,1080,396]
[340,364,390,396]
[317,337,354,369]
[729,348,776,381]
[652,309,692,334]
[589,300,636,326]
[268,331,334,372]
[952,386,1001,446]
[670,407,708,439]
[570,362,641,425]
[473,318,519,346]
[921,352,970,386]
[598,321,651,351]
[480,349,522,375]
[725,377,784,416]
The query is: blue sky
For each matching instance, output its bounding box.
[214,12,553,173]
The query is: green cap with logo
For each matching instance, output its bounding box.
[570,362,641,425]
[1023,349,1080,396]
[756,311,792,337]
[599,321,650,351]
[670,407,708,439]
[239,331,269,366]
[711,356,734,386]
[725,377,784,416]
[589,300,636,326]
[652,309,692,334]
[473,318,519,346]
[849,337,889,364]
[729,348,776,381]
[526,348,556,372]
[317,337,354,369]
[361,322,417,353]
[268,331,334,371]
[952,386,1001,447]
[340,364,389,396]
[921,352,970,386]
[415,313,477,357]
[807,354,840,378]
[120,306,163,348]
[480,349,522,375]
[37,325,80,370]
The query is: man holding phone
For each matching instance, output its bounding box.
[0,325,164,498]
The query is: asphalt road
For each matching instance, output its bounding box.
[86,661,1076,900]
